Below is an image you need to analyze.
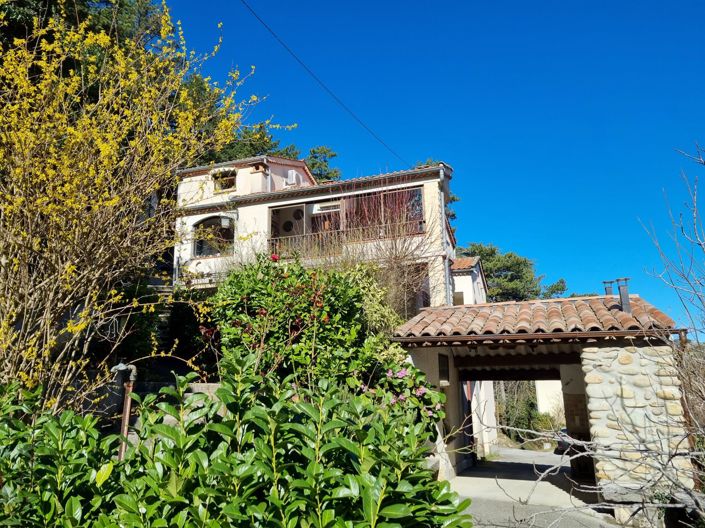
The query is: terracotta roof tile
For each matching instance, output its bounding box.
[451,257,479,271]
[394,295,676,340]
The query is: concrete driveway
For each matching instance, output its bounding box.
[452,447,617,527]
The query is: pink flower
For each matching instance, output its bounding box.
[396,368,408,379]
[386,369,393,378]
[390,396,397,404]
[415,386,427,397]
[270,254,280,262]
[397,394,406,402]
[427,410,434,417]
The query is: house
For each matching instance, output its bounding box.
[173,155,498,470]
[174,156,469,310]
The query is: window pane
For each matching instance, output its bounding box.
[194,217,234,257]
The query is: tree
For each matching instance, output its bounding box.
[202,122,342,183]
[204,122,301,163]
[457,243,567,302]
[0,0,159,47]
[0,9,241,410]
[305,145,341,182]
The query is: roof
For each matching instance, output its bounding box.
[179,163,452,214]
[393,295,677,344]
[451,256,480,271]
[177,155,317,185]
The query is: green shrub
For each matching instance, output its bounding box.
[209,256,444,423]
[0,257,471,526]
[1,370,471,527]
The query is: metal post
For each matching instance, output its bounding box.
[118,379,133,461]
[111,363,137,461]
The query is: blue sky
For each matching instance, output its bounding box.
[169,0,705,326]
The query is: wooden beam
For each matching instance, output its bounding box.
[454,352,580,369]
[459,368,561,381]
[393,329,678,346]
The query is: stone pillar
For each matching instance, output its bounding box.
[580,341,693,506]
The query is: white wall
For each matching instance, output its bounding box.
[472,380,498,458]
[535,379,565,416]
[453,274,475,305]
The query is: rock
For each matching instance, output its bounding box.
[624,401,647,408]
[618,387,635,398]
[656,389,681,400]
[592,427,612,438]
[588,401,611,411]
[585,372,604,384]
[618,353,634,365]
[586,385,615,399]
[665,402,683,416]
[658,377,682,387]
[633,375,652,388]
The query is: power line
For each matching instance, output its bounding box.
[238,0,411,167]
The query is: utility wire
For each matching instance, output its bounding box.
[238,0,411,167]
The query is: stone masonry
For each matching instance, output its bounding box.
[581,340,694,503]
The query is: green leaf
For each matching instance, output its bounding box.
[65,496,82,523]
[331,487,356,499]
[114,494,139,514]
[334,437,359,456]
[379,504,413,519]
[95,462,113,488]
[152,424,183,448]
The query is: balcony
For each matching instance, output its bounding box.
[269,220,426,260]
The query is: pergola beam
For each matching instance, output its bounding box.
[453,352,580,369]
[459,368,561,381]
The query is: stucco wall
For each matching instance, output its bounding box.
[581,341,693,501]
[471,380,498,458]
[453,274,475,305]
[408,348,462,479]
[536,379,565,415]
[409,348,498,477]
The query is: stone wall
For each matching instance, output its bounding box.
[580,340,693,502]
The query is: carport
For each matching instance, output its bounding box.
[393,293,694,506]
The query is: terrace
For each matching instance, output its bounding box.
[268,186,425,259]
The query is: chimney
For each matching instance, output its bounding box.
[603,280,614,295]
[616,277,631,313]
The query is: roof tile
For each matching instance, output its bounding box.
[394,295,676,340]
[451,257,480,271]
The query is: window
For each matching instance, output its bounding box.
[439,354,450,384]
[343,187,424,237]
[193,216,234,257]
[212,169,237,192]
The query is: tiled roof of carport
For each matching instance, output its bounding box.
[393,296,676,344]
